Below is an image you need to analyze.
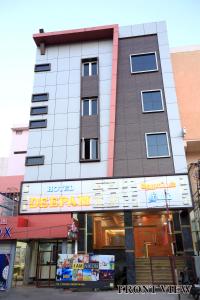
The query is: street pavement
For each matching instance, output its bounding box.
[0,287,191,300]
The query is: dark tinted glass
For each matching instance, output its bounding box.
[84,139,90,159]
[34,64,51,72]
[131,53,157,72]
[32,93,49,102]
[91,139,98,159]
[147,133,169,157]
[91,62,97,75]
[83,100,89,115]
[91,99,97,115]
[31,106,48,115]
[25,156,44,166]
[83,63,89,76]
[142,91,163,112]
[29,119,47,129]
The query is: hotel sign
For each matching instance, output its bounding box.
[20,175,192,214]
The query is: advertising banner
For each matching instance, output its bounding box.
[56,254,115,288]
[0,254,10,291]
[20,175,192,214]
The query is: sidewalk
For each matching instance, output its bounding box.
[0,287,191,300]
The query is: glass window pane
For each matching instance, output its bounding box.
[83,100,89,115]
[91,99,97,115]
[31,106,48,115]
[147,133,169,157]
[91,62,97,75]
[29,120,47,129]
[157,133,167,145]
[147,135,157,146]
[83,63,89,76]
[143,91,163,112]
[85,139,90,159]
[157,145,169,156]
[91,139,98,159]
[32,93,48,102]
[131,53,157,72]
[148,145,158,157]
[35,64,51,72]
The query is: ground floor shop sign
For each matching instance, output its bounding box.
[56,254,115,288]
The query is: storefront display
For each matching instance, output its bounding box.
[0,254,10,290]
[56,254,115,288]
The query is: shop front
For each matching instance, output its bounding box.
[18,174,195,286]
[0,214,73,288]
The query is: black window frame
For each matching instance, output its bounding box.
[34,63,51,72]
[29,119,47,129]
[14,151,27,155]
[141,89,164,113]
[25,156,45,166]
[130,52,158,74]
[32,93,49,103]
[145,132,170,158]
[82,58,98,77]
[80,138,99,161]
[30,106,48,116]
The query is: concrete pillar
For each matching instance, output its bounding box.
[124,211,136,284]
[7,241,16,289]
[77,213,85,253]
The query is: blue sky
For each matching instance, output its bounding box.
[0,0,199,156]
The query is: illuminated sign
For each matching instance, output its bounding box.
[20,175,192,214]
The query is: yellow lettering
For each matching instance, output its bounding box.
[59,196,69,207]
[49,196,58,207]
[29,197,39,208]
[39,197,48,208]
[78,196,91,206]
[69,196,77,206]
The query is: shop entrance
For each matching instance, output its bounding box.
[12,241,27,287]
[36,241,62,287]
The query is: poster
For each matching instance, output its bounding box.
[0,254,10,291]
[56,254,115,288]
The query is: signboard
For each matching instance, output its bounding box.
[20,175,192,214]
[0,254,10,290]
[56,254,114,288]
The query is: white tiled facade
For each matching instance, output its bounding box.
[25,40,113,181]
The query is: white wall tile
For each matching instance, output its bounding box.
[54,114,67,130]
[58,45,70,58]
[41,131,54,147]
[100,125,109,142]
[51,164,66,179]
[65,163,81,179]
[33,86,45,94]
[70,44,82,57]
[119,26,132,38]
[99,53,112,67]
[173,155,187,173]
[164,87,177,104]
[70,57,81,70]
[162,73,175,88]
[67,113,79,129]
[53,129,67,146]
[69,70,80,83]
[132,24,145,36]
[160,58,173,73]
[100,142,108,161]
[52,146,67,164]
[24,166,39,181]
[55,99,69,114]
[171,138,186,156]
[100,95,110,110]
[27,147,40,156]
[82,42,98,56]
[66,145,79,163]
[159,45,170,59]
[67,128,79,146]
[99,40,113,54]
[36,47,48,62]
[40,147,52,164]
[57,71,69,85]
[144,22,157,35]
[81,161,107,178]
[48,100,56,115]
[38,165,52,180]
[56,84,68,99]
[167,103,180,120]
[58,58,70,71]
[99,66,112,81]
[68,83,80,98]
[46,115,54,131]
[157,31,169,46]
[156,21,167,33]
[168,120,183,138]
[34,73,46,87]
[48,59,57,72]
[99,80,111,95]
[68,98,80,113]
[46,72,57,86]
[44,85,56,99]
[47,46,59,59]
[27,131,41,148]
[100,109,110,126]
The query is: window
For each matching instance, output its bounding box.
[130,52,158,73]
[81,138,99,160]
[145,132,170,158]
[82,98,98,116]
[32,93,49,102]
[30,106,48,115]
[29,119,47,129]
[141,90,164,112]
[25,156,44,166]
[34,64,51,72]
[14,151,27,154]
[82,59,98,76]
